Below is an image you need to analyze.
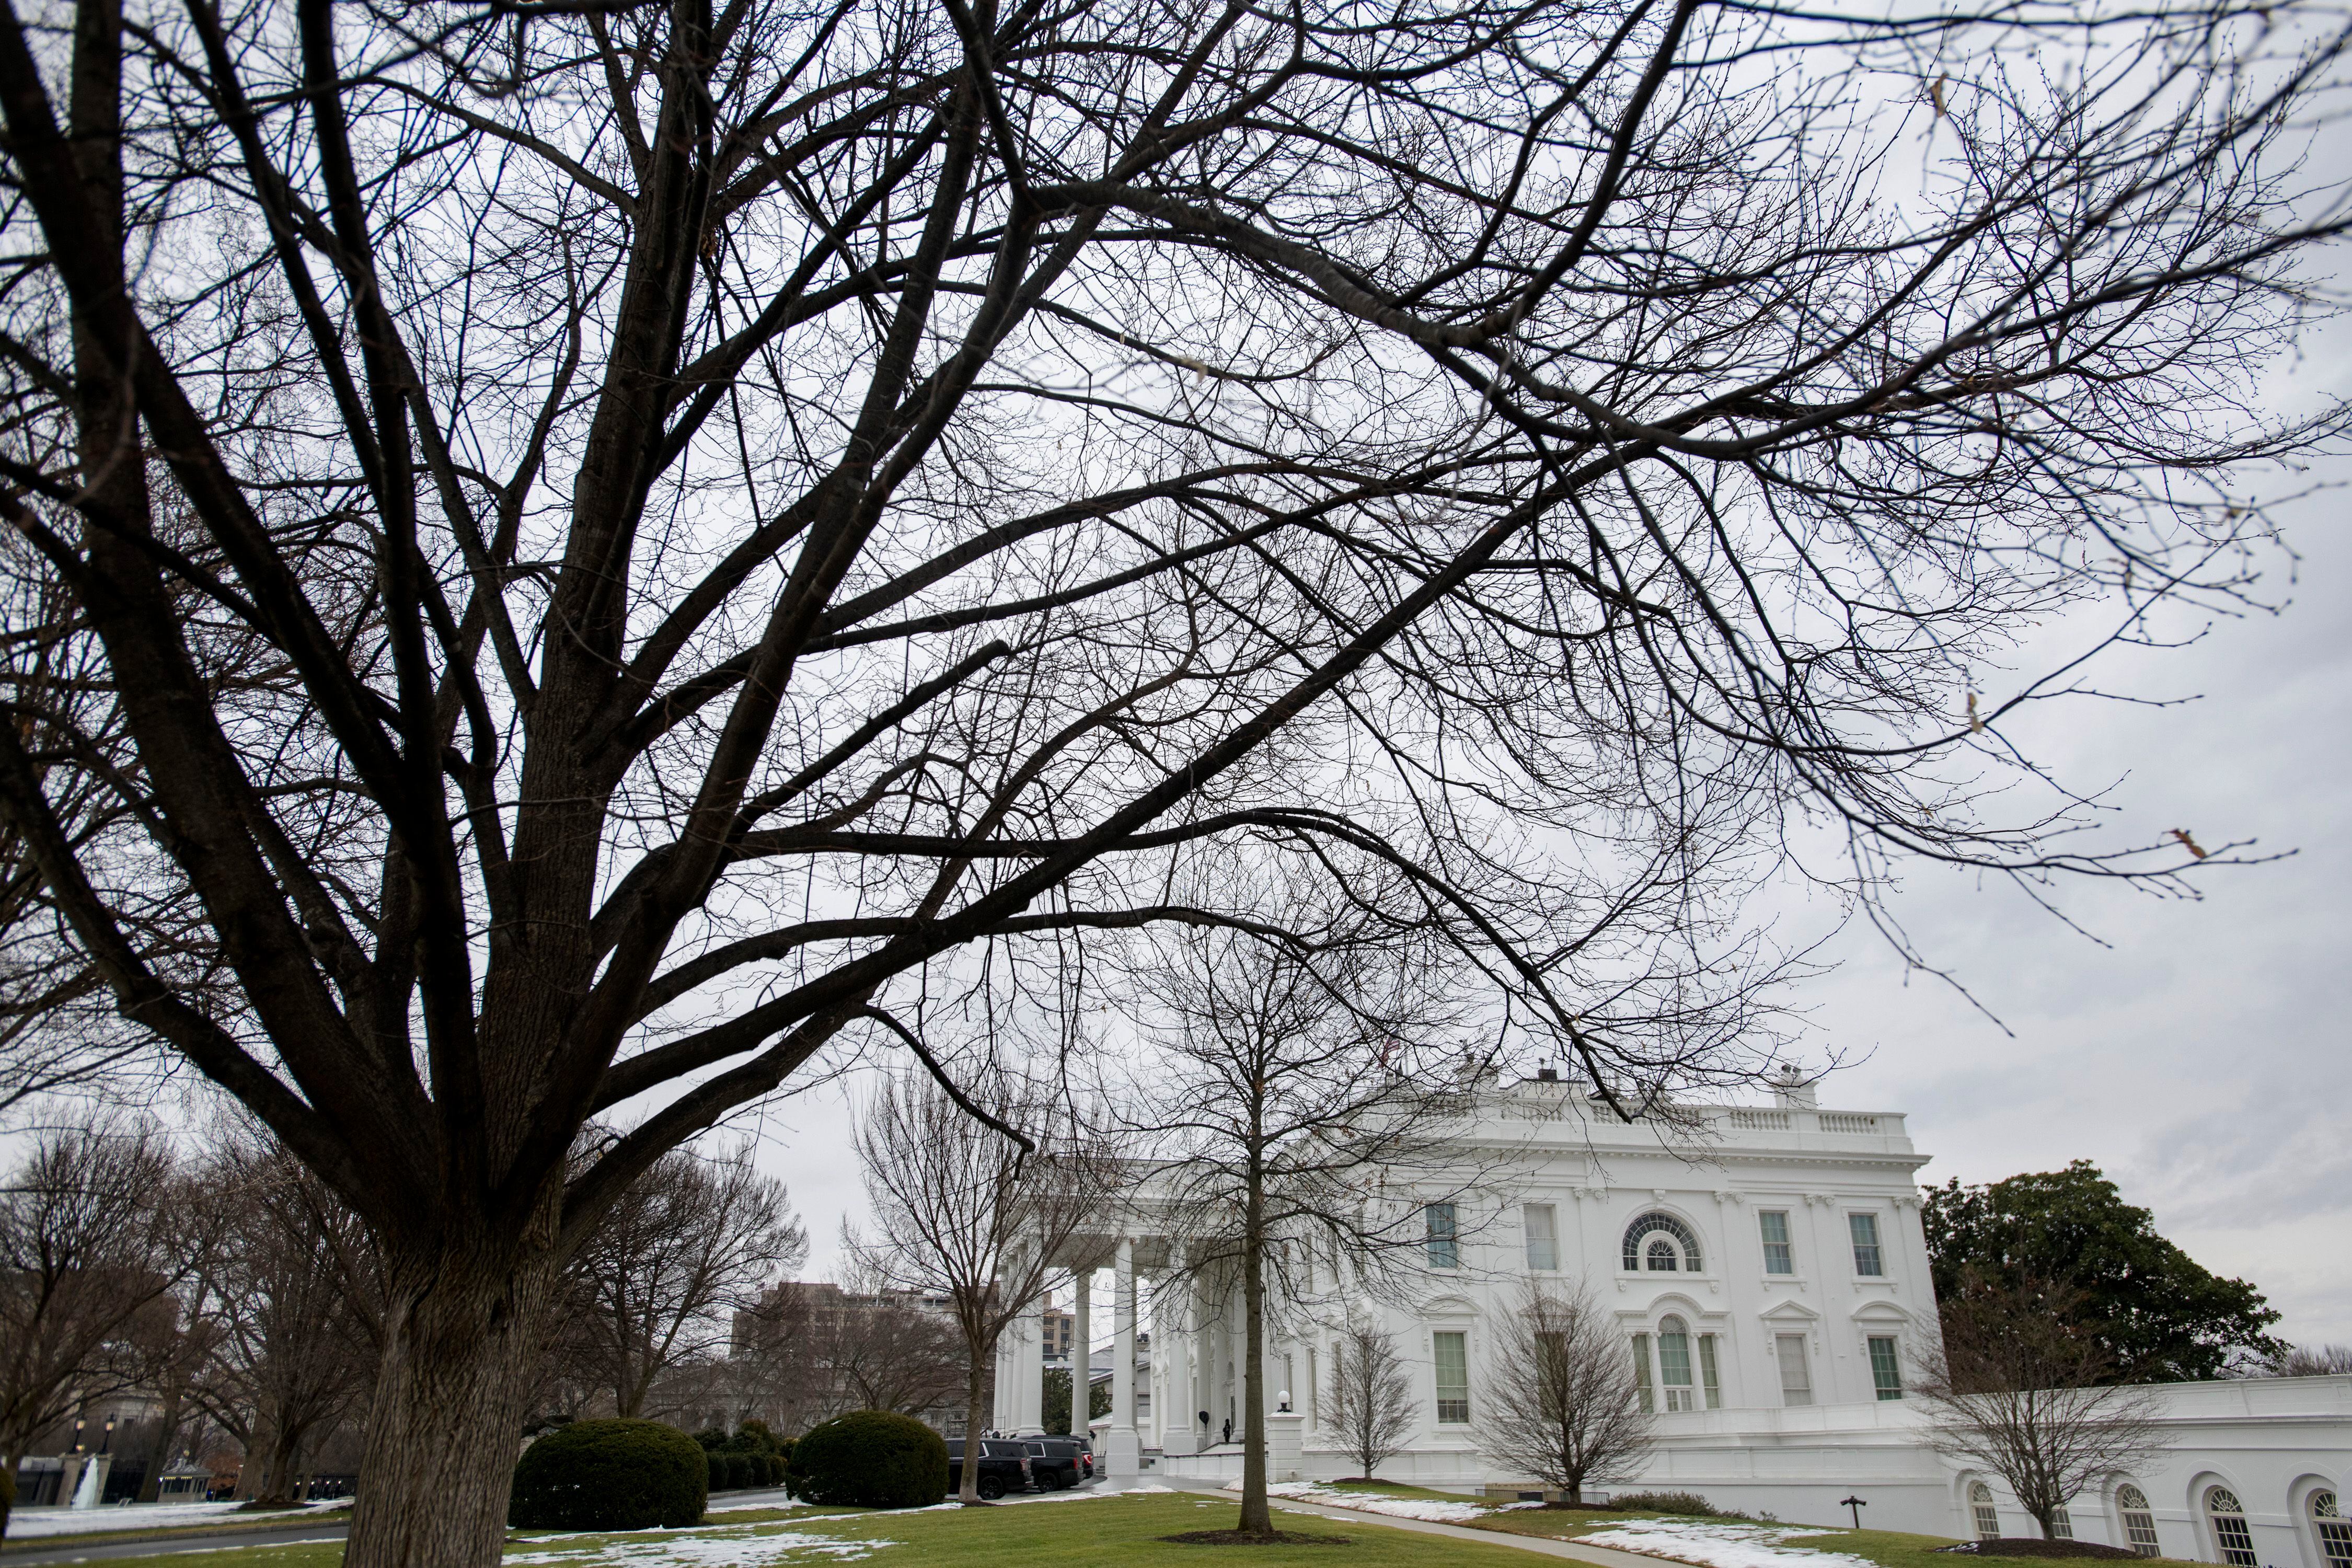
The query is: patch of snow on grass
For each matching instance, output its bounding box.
[506,1526,894,1564]
[4,1502,352,1539]
[1578,1518,1873,1568]
[1219,1480,1496,1523]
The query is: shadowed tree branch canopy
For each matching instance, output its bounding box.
[0,0,2342,1558]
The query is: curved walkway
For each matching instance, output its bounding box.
[1157,1478,1678,1568]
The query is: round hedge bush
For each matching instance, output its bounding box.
[509,1419,708,1530]
[787,1411,946,1509]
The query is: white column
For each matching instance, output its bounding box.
[1106,1237,1140,1480]
[1162,1250,1197,1455]
[1070,1264,1092,1433]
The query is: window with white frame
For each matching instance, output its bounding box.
[1524,1204,1559,1271]
[2208,1488,2256,1567]
[1759,1210,1794,1274]
[1631,1333,1654,1413]
[2312,1491,2350,1568]
[1424,1203,1459,1269]
[1698,1334,1721,1408]
[1774,1332,1811,1406]
[1867,1335,1903,1399]
[1970,1482,1999,1541]
[2116,1485,2159,1558]
[2050,1507,2074,1540]
[1849,1212,1885,1276]
[1657,1316,1698,1411]
[1432,1331,1470,1423]
[1622,1212,1702,1272]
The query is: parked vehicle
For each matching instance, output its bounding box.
[944,1438,1033,1500]
[1025,1438,1089,1490]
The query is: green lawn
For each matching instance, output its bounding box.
[1463,1509,2206,1568]
[63,1492,1555,1568]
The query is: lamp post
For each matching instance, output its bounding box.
[1840,1496,1869,1531]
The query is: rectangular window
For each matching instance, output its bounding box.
[1425,1203,1460,1270]
[2214,1513,2257,1567]
[1433,1331,1470,1423]
[1976,1500,2001,1540]
[1850,1212,1885,1276]
[2050,1507,2074,1541]
[2120,1508,2160,1558]
[1658,1329,1695,1412]
[1774,1333,1812,1406]
[1524,1204,1559,1271]
[1867,1335,1904,1400]
[1698,1334,1721,1410]
[1760,1210,1795,1275]
[1632,1334,1654,1413]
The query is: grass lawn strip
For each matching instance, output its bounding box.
[75,1492,1571,1568]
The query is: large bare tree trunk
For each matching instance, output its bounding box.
[343,1241,557,1568]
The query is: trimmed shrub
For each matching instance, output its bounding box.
[787,1411,947,1509]
[764,1452,787,1486]
[509,1419,708,1531]
[693,1427,730,1452]
[735,1419,782,1454]
[1611,1491,1732,1518]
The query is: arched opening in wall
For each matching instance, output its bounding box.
[2312,1491,2351,1568]
[2207,1488,2257,1568]
[1623,1213,1702,1273]
[2115,1484,2160,1558]
[1971,1482,2000,1541]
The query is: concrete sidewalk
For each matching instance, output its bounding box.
[1157,1479,1673,1567]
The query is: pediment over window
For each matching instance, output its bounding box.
[1758,1297,1822,1324]
[1850,1300,1912,1325]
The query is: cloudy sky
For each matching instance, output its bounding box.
[766,329,2352,1354]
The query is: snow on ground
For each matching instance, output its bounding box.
[1005,1483,1174,1504]
[506,1526,894,1565]
[1220,1479,1498,1523]
[3,1501,351,1539]
[1577,1518,1878,1568]
[706,1500,811,1514]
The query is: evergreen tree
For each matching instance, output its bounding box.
[1922,1162,2281,1382]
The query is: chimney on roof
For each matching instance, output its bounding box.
[1770,1063,1819,1110]
[1535,1063,1560,1082]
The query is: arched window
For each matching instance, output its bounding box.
[1657,1316,1697,1411]
[1970,1482,2000,1541]
[2116,1484,2159,1558]
[2208,1488,2256,1568]
[1622,1212,1702,1272]
[2313,1491,2351,1568]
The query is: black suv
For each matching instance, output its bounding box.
[944,1437,1033,1500]
[1024,1437,1090,1490]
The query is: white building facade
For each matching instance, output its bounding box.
[991,1074,2352,1566]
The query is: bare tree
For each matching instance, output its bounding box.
[2242,1343,2352,1378]
[1120,887,1497,1537]
[0,0,2341,1557]
[0,1113,191,1468]
[554,1140,806,1422]
[187,1137,377,1505]
[852,1073,1112,1503]
[1484,1285,1654,1504]
[734,1279,966,1430]
[1916,1276,2171,1539]
[1323,1316,1420,1482]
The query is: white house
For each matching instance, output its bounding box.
[991,1070,2352,1566]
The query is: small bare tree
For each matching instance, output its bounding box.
[0,1113,193,1468]
[852,1071,1114,1503]
[555,1140,806,1421]
[1119,876,1498,1537]
[734,1278,966,1429]
[1324,1316,1418,1481]
[1484,1285,1654,1504]
[1916,1276,2170,1539]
